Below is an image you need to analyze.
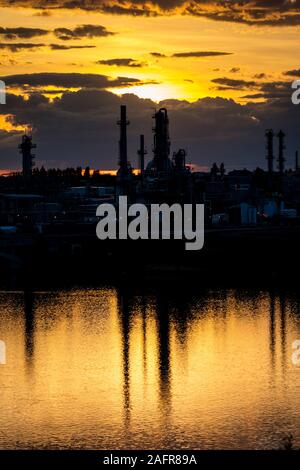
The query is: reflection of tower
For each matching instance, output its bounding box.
[279,292,287,375]
[153,108,171,173]
[277,130,285,175]
[141,294,148,379]
[172,291,190,346]
[19,134,36,179]
[268,291,288,380]
[268,291,276,373]
[156,295,172,418]
[117,289,132,432]
[265,129,274,174]
[24,290,35,371]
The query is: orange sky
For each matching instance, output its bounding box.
[0,3,299,171]
[0,5,299,106]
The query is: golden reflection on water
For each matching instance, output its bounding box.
[0,288,300,449]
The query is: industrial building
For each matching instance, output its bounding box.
[0,104,300,231]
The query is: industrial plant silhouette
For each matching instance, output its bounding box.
[0,105,300,288]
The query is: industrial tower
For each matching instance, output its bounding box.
[152,108,171,173]
[19,134,36,179]
[117,105,131,177]
[116,105,133,197]
[277,130,285,175]
[137,134,147,175]
[265,129,274,174]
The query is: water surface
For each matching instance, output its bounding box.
[0,287,299,449]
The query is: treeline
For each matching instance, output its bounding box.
[0,166,116,194]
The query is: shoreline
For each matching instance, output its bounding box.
[1,225,299,289]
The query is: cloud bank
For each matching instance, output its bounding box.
[1,1,300,26]
[0,81,299,171]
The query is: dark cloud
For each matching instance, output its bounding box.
[49,44,96,50]
[212,77,258,90]
[284,69,300,77]
[94,4,158,17]
[172,51,232,58]
[0,42,95,52]
[0,42,45,52]
[54,24,114,40]
[242,93,266,99]
[2,72,144,89]
[150,51,232,59]
[254,73,267,79]
[33,10,52,17]
[97,58,146,67]
[258,81,292,99]
[0,27,48,39]
[1,1,300,26]
[212,76,293,99]
[150,52,166,58]
[229,67,240,73]
[1,85,299,172]
[185,5,300,27]
[0,24,114,42]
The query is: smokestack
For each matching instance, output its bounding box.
[265,129,274,174]
[295,151,299,172]
[277,130,285,175]
[153,108,170,173]
[118,105,129,175]
[138,134,147,174]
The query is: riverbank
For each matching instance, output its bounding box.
[0,225,299,288]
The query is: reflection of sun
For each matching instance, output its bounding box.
[109,83,183,102]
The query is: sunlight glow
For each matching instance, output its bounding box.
[110,83,183,102]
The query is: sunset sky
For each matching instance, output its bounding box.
[0,1,299,171]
